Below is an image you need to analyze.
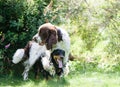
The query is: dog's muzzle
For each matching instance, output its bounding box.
[53,55,64,68]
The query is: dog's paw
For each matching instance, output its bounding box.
[22,71,28,80]
[63,65,69,76]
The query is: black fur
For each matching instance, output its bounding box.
[33,56,51,80]
[33,49,65,79]
[57,29,63,42]
[51,49,65,76]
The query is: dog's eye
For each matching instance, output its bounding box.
[53,56,58,60]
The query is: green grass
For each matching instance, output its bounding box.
[69,72,120,87]
[0,68,120,87]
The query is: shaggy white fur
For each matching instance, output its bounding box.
[28,42,47,67]
[63,63,69,76]
[22,42,50,80]
[41,51,55,76]
[12,49,24,64]
[52,27,70,66]
[12,41,54,80]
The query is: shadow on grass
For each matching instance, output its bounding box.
[0,73,70,87]
[46,77,70,87]
[0,75,24,86]
[0,62,70,87]
[0,69,44,87]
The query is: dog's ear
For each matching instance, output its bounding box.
[38,23,58,50]
[63,50,65,56]
[39,28,50,43]
[51,51,54,58]
[57,29,62,42]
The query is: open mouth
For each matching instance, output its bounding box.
[57,59,63,68]
[53,55,63,68]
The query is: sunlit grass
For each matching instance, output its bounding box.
[69,72,120,87]
[0,61,120,87]
[0,70,120,87]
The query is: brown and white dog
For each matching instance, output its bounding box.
[12,41,55,80]
[33,23,70,76]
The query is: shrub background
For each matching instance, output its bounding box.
[0,0,120,74]
[0,0,60,73]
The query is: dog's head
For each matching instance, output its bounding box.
[51,49,65,76]
[51,49,65,68]
[38,23,58,50]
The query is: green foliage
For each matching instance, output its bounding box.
[59,0,120,72]
[0,0,61,73]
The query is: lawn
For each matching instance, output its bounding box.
[0,62,120,87]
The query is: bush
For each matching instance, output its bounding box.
[0,0,61,73]
[60,0,120,72]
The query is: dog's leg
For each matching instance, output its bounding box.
[22,54,40,80]
[36,68,40,79]
[22,63,30,80]
[33,61,40,79]
[63,52,70,76]
[22,70,28,80]
[34,70,39,79]
[22,60,32,80]
[63,52,69,66]
[63,63,69,76]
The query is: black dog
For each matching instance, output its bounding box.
[33,57,50,80]
[51,49,65,76]
[33,53,55,80]
[33,49,65,79]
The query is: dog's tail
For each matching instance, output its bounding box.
[12,49,25,64]
[69,53,75,61]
